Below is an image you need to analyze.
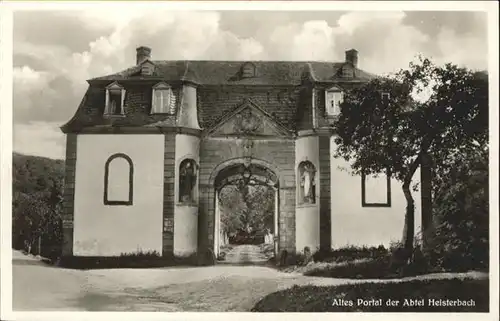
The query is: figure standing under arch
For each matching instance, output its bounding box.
[299,161,316,204]
[179,159,198,203]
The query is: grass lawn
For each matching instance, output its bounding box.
[251,278,489,312]
[303,254,430,279]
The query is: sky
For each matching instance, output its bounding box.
[11,8,489,159]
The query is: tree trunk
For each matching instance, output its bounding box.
[400,148,428,259]
[420,151,434,250]
[402,182,415,255]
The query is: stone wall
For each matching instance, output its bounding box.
[62,134,77,256]
[199,137,296,253]
[318,134,332,250]
[163,133,176,255]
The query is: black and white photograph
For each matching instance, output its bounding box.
[0,1,498,319]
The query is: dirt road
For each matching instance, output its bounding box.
[224,244,271,264]
[11,250,488,312]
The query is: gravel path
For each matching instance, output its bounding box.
[11,250,488,312]
[224,244,270,264]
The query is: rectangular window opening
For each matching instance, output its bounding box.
[152,89,174,114]
[361,170,391,207]
[326,91,343,116]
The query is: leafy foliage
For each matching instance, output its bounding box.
[312,245,389,263]
[245,185,275,232]
[218,184,275,235]
[333,56,488,253]
[12,153,64,259]
[424,147,489,271]
[219,185,246,234]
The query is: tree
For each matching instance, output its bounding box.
[218,184,275,237]
[12,153,65,258]
[219,185,247,234]
[333,57,488,257]
[12,191,51,254]
[246,185,275,233]
[428,146,488,270]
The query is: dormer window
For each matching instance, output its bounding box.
[104,82,125,116]
[340,65,354,78]
[151,82,175,114]
[241,62,256,78]
[141,61,155,76]
[325,86,344,116]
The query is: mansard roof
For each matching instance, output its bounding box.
[89,60,376,85]
[61,60,377,134]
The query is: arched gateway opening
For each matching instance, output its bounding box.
[212,160,280,264]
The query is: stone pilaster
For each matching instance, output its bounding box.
[163,133,176,255]
[198,184,213,251]
[62,134,77,256]
[318,134,331,251]
[279,186,296,253]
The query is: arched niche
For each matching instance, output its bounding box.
[179,158,198,204]
[297,161,316,205]
[103,153,134,206]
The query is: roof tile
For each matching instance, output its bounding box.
[90,60,375,84]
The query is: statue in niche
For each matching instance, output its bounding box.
[179,159,197,203]
[299,161,316,204]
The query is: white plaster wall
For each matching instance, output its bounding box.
[330,137,422,248]
[296,207,320,253]
[178,85,200,129]
[174,134,200,256]
[174,206,198,256]
[295,135,320,252]
[73,134,165,256]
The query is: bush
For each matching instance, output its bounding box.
[425,151,489,272]
[304,241,434,279]
[313,245,389,263]
[305,255,392,279]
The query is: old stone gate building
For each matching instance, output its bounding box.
[60,46,423,259]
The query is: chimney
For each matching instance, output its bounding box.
[345,49,358,68]
[136,46,151,65]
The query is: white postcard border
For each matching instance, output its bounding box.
[1,1,498,321]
